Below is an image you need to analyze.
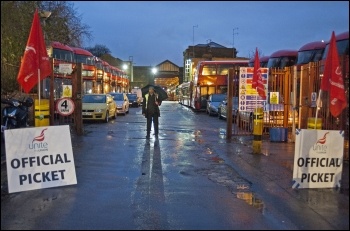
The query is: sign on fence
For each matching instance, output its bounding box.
[239,67,268,112]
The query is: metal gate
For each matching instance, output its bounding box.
[234,55,349,155]
[234,67,296,138]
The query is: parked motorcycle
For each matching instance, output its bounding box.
[1,96,33,142]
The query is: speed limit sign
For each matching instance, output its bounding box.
[56,98,75,116]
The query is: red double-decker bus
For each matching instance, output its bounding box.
[100,60,111,93]
[71,47,96,94]
[115,67,124,92]
[248,55,270,67]
[297,41,326,65]
[121,70,129,93]
[322,31,349,59]
[46,41,75,99]
[191,60,249,111]
[110,66,119,92]
[267,49,298,69]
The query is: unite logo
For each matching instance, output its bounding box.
[312,132,329,153]
[29,128,49,152]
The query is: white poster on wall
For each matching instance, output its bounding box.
[292,129,344,189]
[5,125,77,193]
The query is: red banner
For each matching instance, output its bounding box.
[252,47,266,100]
[17,9,51,93]
[320,31,346,117]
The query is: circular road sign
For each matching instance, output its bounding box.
[56,98,75,116]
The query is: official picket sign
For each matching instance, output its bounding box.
[5,125,77,193]
[292,129,344,189]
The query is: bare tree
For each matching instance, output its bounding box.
[1,1,92,93]
[85,44,111,58]
[247,48,265,59]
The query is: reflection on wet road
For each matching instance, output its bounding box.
[132,139,168,229]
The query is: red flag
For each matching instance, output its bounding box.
[252,47,266,100]
[320,31,347,117]
[17,9,51,93]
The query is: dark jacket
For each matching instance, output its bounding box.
[142,93,161,117]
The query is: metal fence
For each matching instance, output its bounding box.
[233,55,349,159]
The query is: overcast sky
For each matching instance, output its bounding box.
[72,1,349,67]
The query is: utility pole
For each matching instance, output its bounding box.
[233,27,239,58]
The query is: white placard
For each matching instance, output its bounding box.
[5,125,77,193]
[59,63,72,74]
[292,129,344,189]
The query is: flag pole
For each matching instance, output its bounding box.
[38,69,41,115]
[314,89,322,129]
[255,87,258,125]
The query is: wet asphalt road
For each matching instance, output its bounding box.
[1,101,349,230]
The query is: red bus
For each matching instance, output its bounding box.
[116,68,123,92]
[94,57,104,93]
[121,70,129,93]
[297,41,326,65]
[191,60,249,111]
[102,61,112,93]
[248,55,270,67]
[110,66,119,92]
[71,47,96,94]
[46,41,75,99]
[267,49,298,68]
[322,31,349,59]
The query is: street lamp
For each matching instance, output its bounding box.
[39,10,51,43]
[129,56,133,83]
[151,67,157,85]
[123,63,128,71]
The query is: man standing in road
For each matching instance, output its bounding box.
[142,86,162,138]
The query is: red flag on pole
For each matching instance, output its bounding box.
[320,31,347,117]
[252,47,266,100]
[17,9,51,93]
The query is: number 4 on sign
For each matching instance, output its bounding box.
[56,98,75,116]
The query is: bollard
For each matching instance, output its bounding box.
[307,117,322,129]
[252,107,264,154]
[34,99,50,127]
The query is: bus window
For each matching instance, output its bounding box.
[202,65,216,75]
[249,56,270,67]
[217,64,232,75]
[297,41,326,65]
[267,50,298,68]
[322,31,349,59]
[260,56,270,67]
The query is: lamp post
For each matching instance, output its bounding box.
[129,56,133,83]
[232,27,238,58]
[151,67,157,85]
[40,10,51,43]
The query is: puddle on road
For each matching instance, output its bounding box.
[234,190,264,213]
